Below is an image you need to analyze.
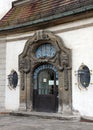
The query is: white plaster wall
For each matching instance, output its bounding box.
[57,26,93,117]
[5,39,26,110]
[5,17,93,116]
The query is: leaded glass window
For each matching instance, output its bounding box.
[35,43,56,58]
[33,64,58,91]
[78,65,90,88]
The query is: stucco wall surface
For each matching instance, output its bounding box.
[4,17,93,116]
[57,27,93,117]
[0,40,6,110]
[5,38,26,110]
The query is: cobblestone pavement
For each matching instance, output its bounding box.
[0,115,93,130]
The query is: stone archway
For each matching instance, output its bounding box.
[19,30,72,113]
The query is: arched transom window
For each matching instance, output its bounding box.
[35,43,56,58]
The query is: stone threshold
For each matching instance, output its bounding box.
[1,110,93,122]
[9,111,81,121]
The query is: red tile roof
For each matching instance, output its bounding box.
[0,0,93,31]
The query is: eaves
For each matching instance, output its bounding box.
[0,4,93,35]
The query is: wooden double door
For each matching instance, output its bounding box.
[33,68,58,112]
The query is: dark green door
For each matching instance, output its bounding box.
[33,68,58,112]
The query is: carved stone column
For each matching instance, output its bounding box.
[62,67,72,114]
[30,73,33,111]
[26,73,32,111]
[58,71,63,113]
[19,73,26,111]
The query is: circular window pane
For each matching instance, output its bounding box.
[78,65,90,88]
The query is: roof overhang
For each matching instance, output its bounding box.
[0,5,93,36]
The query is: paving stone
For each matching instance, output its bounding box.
[0,115,93,130]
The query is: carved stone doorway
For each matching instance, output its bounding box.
[19,30,72,113]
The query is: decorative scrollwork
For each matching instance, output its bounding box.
[8,70,18,90]
[34,30,50,42]
[19,30,71,91]
[19,57,30,73]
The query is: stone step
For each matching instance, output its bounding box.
[10,111,81,121]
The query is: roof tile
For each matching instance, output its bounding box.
[0,0,93,29]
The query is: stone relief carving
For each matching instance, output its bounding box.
[19,56,30,90]
[19,30,71,91]
[19,57,30,73]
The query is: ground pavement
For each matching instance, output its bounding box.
[0,115,93,130]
